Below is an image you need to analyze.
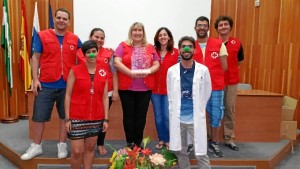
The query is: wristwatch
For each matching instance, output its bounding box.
[104,119,109,123]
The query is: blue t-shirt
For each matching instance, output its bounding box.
[180,61,195,124]
[34,34,82,88]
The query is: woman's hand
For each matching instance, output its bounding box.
[65,121,71,133]
[103,121,109,132]
[131,69,151,78]
[112,91,119,101]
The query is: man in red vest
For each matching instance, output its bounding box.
[214,15,244,151]
[21,8,82,160]
[193,16,228,158]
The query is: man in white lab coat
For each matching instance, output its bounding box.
[167,36,212,169]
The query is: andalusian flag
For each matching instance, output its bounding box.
[1,0,13,91]
[20,0,32,91]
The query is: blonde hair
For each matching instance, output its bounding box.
[126,22,148,46]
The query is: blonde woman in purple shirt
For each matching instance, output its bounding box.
[114,22,160,148]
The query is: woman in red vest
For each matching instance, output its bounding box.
[77,28,118,155]
[114,22,160,148]
[151,27,179,150]
[65,40,109,169]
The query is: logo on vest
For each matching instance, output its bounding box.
[99,69,106,77]
[104,58,108,63]
[211,52,219,59]
[231,40,236,44]
[70,45,75,51]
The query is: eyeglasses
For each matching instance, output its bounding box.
[196,24,208,28]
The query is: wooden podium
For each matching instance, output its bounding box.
[234,90,283,142]
[28,90,283,142]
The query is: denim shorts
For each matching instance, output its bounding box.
[206,90,225,128]
[32,87,66,122]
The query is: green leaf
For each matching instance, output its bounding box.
[115,157,126,169]
[142,136,151,148]
[161,148,177,168]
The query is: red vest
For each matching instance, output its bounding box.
[70,64,107,120]
[194,38,225,90]
[117,42,156,90]
[224,37,241,85]
[152,48,179,94]
[39,29,78,82]
[77,48,113,92]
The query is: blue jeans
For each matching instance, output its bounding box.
[151,94,169,142]
[206,90,225,128]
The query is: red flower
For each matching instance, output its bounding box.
[141,148,152,156]
[124,158,136,169]
[127,145,141,158]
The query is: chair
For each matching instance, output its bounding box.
[237,83,252,90]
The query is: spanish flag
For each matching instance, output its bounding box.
[19,0,31,91]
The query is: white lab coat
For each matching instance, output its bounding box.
[167,61,212,155]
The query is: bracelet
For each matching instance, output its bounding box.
[64,118,71,122]
[104,119,109,123]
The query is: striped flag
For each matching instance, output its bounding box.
[31,2,40,56]
[49,3,54,29]
[20,0,32,91]
[1,0,13,91]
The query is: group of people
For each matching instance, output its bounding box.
[20,7,244,169]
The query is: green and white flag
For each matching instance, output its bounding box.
[1,0,13,91]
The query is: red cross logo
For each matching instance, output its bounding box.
[211,52,219,59]
[98,69,106,77]
[231,40,236,44]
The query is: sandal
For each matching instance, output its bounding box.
[164,143,169,150]
[98,145,108,155]
[155,141,165,150]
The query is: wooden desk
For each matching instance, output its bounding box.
[28,90,283,142]
[234,90,283,142]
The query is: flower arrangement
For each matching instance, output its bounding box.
[107,137,177,169]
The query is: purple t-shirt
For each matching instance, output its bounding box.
[115,43,159,91]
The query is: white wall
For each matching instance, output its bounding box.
[74,0,211,49]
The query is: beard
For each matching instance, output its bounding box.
[180,52,193,61]
[196,31,208,39]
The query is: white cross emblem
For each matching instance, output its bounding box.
[99,69,106,76]
[211,52,219,59]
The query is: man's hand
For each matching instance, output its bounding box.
[32,79,42,96]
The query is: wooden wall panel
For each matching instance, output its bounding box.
[210,0,300,127]
[0,0,300,127]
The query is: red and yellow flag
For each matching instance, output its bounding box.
[20,0,32,91]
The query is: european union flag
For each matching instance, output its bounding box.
[49,4,54,29]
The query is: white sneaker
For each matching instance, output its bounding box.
[21,143,43,160]
[57,142,68,159]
